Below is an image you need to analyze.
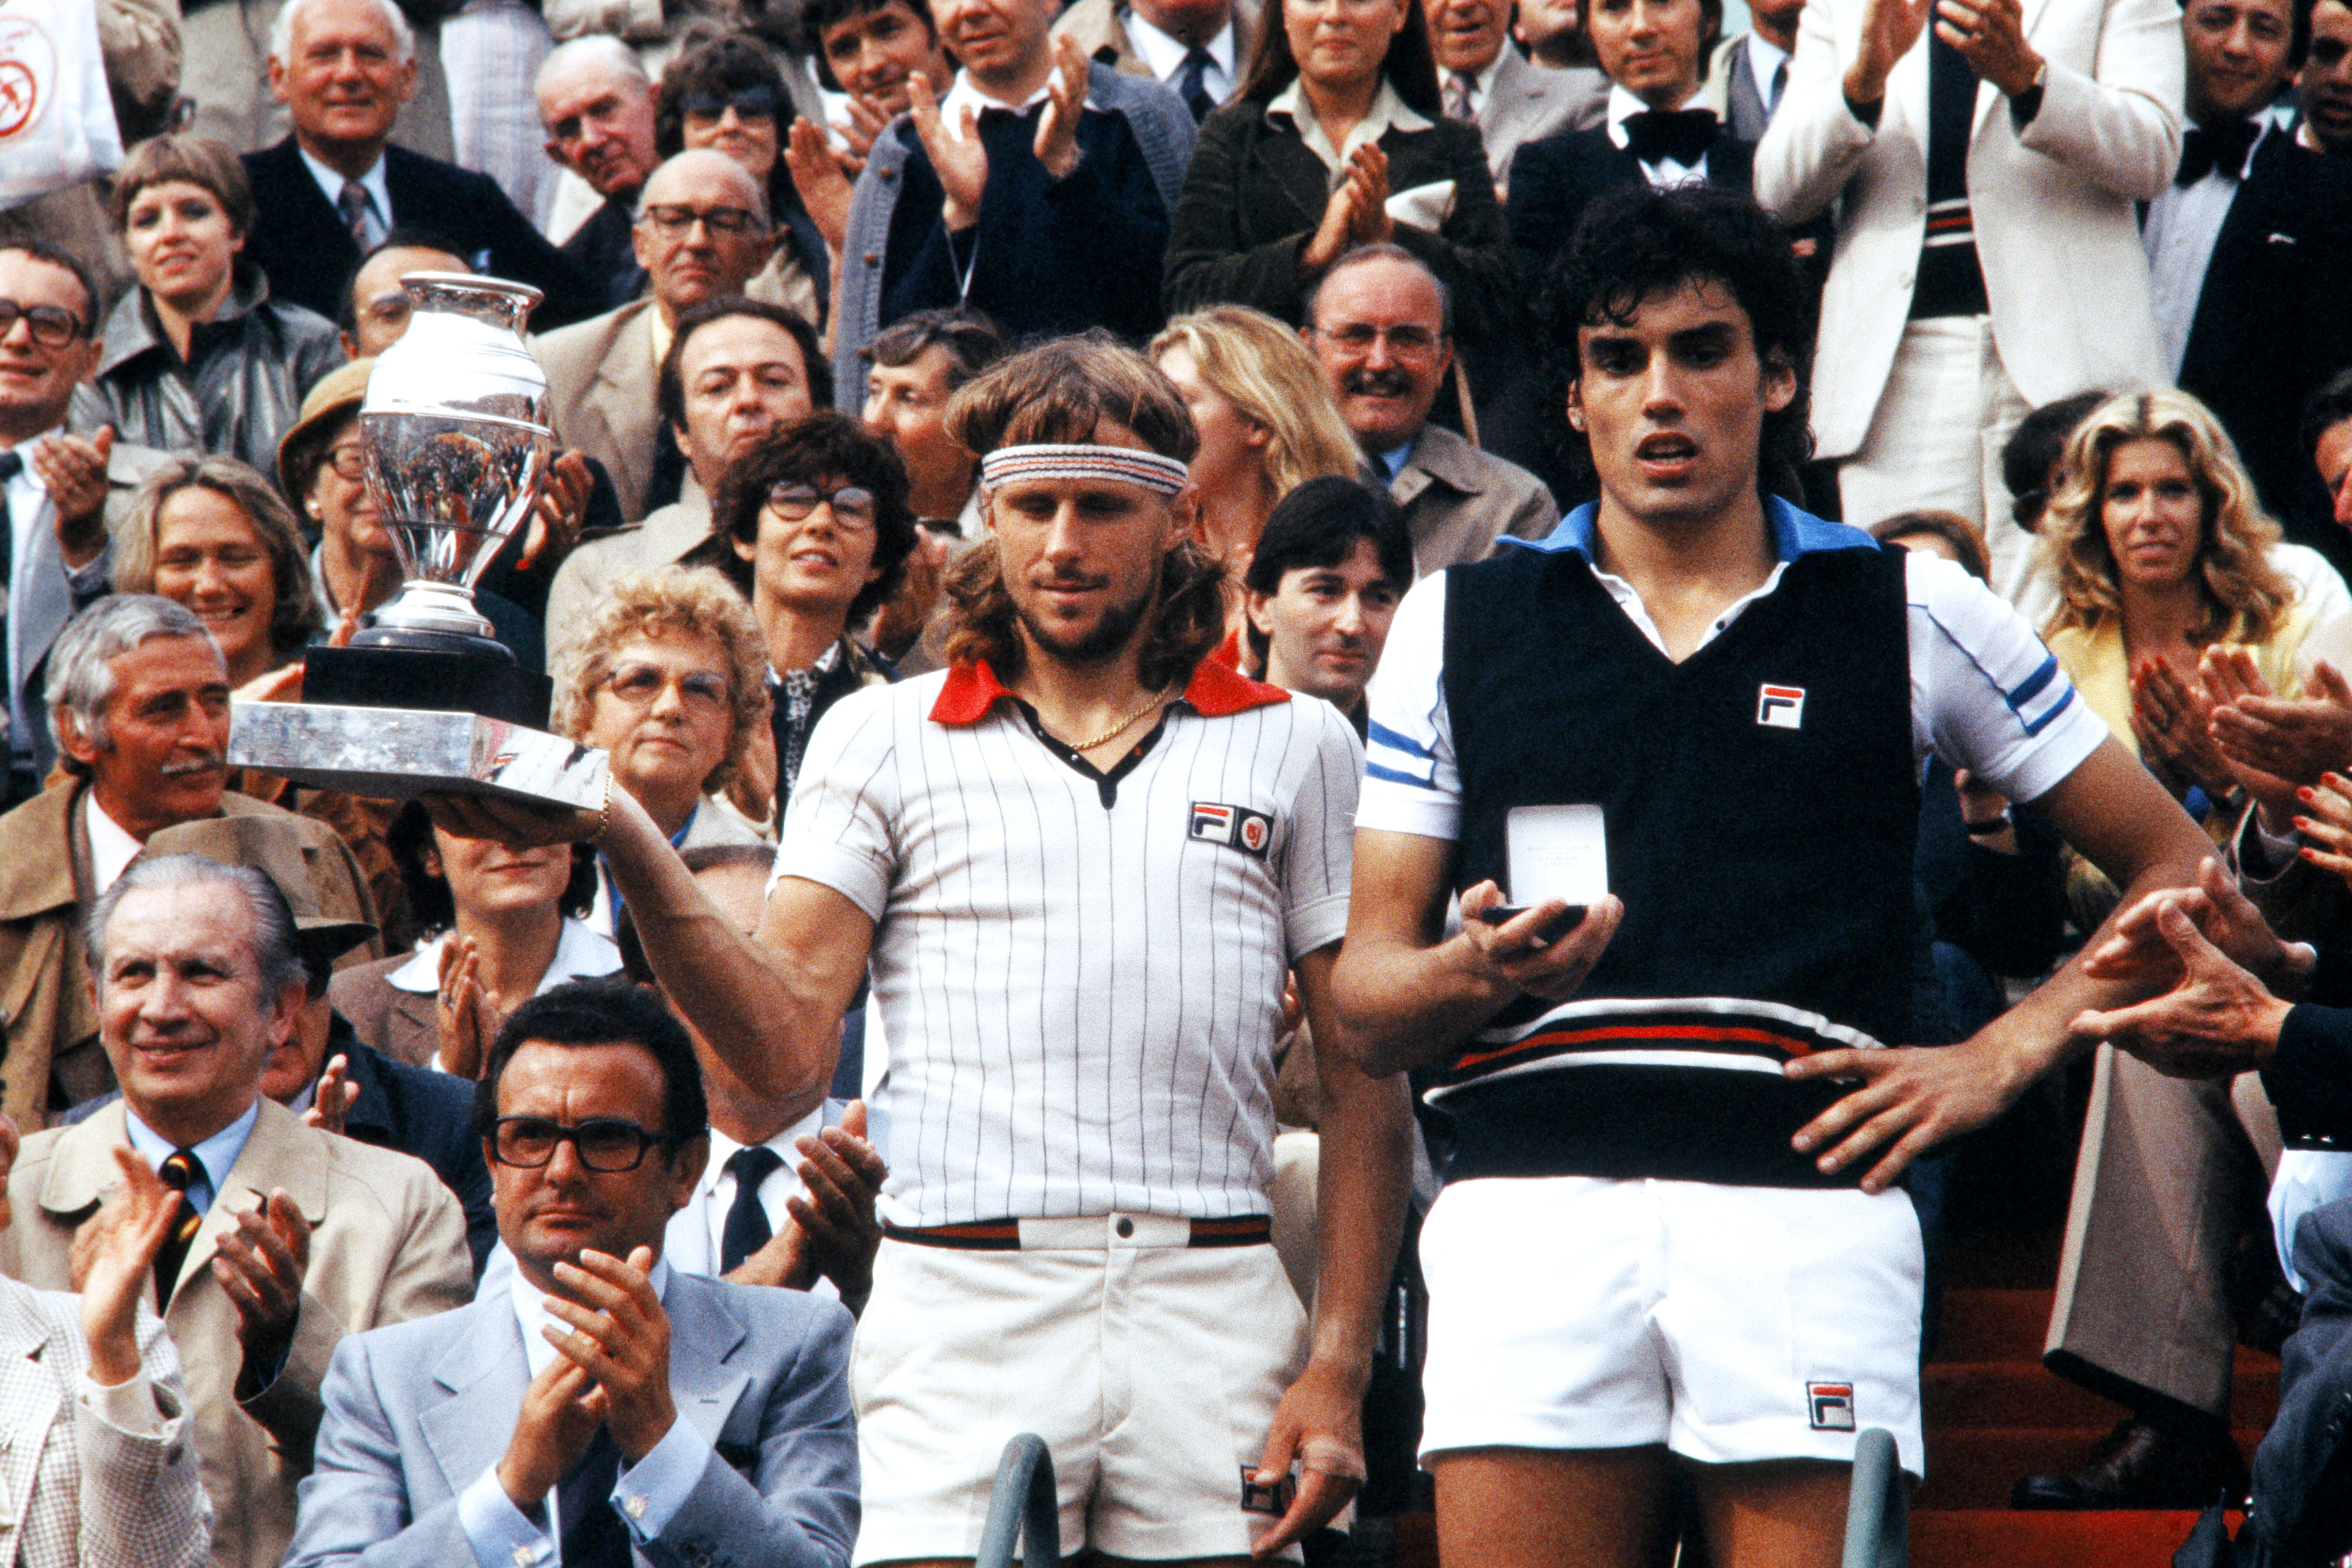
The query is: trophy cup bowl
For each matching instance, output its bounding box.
[227,272,608,810]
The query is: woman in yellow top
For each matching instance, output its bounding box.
[2039,389,2315,813]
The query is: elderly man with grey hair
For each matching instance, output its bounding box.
[534,150,783,522]
[236,0,594,327]
[0,851,469,1568]
[539,35,664,312]
[0,596,377,1135]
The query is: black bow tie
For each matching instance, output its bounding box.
[2177,119,2261,185]
[1621,108,1720,166]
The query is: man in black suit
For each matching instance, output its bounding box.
[2148,0,2352,567]
[1502,0,1751,284]
[242,0,594,331]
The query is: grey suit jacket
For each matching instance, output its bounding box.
[1702,34,1779,143]
[1477,48,1607,189]
[283,1270,859,1568]
[533,299,662,525]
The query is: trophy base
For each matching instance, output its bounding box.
[305,641,550,728]
[227,702,609,809]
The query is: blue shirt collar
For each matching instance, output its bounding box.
[1505,494,1881,565]
[123,1098,263,1217]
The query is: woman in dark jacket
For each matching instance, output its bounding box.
[1161,0,1513,346]
[71,134,343,492]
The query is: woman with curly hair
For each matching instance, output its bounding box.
[2038,389,2317,809]
[1149,305,1362,585]
[551,565,774,855]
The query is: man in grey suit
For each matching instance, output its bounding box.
[1431,0,1608,191]
[1702,0,1805,140]
[282,981,857,1568]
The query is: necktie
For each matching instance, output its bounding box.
[1768,58,1788,115]
[337,180,379,247]
[2176,119,2262,186]
[154,1148,208,1310]
[719,1145,785,1274]
[1444,70,1477,123]
[555,1429,629,1568]
[1620,107,1721,167]
[1177,47,1216,123]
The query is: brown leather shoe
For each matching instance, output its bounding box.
[2011,1419,2250,1510]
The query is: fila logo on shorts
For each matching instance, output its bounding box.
[1189,801,1272,859]
[1807,1381,1856,1431]
[1757,684,1806,728]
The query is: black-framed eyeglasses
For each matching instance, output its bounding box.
[490,1116,675,1171]
[768,481,877,530]
[640,202,765,236]
[0,298,86,347]
[681,84,783,120]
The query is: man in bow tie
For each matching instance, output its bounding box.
[1755,0,2182,596]
[2143,0,2352,566]
[1500,0,1758,285]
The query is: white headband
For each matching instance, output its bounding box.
[978,443,1191,497]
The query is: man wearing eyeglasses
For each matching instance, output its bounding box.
[535,151,785,524]
[0,852,470,1568]
[283,980,859,1568]
[1304,245,1558,577]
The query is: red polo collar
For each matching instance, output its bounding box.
[929,656,1290,727]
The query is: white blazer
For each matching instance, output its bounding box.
[1752,0,2182,457]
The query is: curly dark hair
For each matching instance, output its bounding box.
[713,412,919,627]
[1539,183,1815,506]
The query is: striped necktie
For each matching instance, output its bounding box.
[337,181,380,248]
[1444,70,1477,123]
[154,1148,207,1310]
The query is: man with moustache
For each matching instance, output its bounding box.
[434,336,1412,1562]
[1306,245,1558,576]
[0,597,375,1129]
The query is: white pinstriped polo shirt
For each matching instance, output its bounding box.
[774,657,1361,1229]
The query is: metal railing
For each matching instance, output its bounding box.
[1840,1427,1908,1568]
[975,1433,1060,1568]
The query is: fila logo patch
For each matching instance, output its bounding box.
[1807,1381,1856,1432]
[1190,801,1273,859]
[1758,684,1806,729]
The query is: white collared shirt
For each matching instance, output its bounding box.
[296,145,393,245]
[1605,82,1710,189]
[663,1111,827,1279]
[2142,114,2268,381]
[1122,6,1237,104]
[937,65,1099,139]
[392,921,625,1074]
[123,1099,262,1217]
[1266,76,1434,185]
[82,792,146,896]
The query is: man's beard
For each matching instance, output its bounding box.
[1014,568,1160,669]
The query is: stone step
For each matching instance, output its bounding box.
[1910,1509,2224,1568]
[1920,1426,2267,1511]
[1924,1358,2280,1432]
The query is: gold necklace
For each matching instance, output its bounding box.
[1066,686,1172,751]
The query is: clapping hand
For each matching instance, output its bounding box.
[215,1187,310,1374]
[2132,656,2235,801]
[78,1144,180,1387]
[787,117,857,255]
[730,1101,887,1312]
[1935,0,2044,98]
[37,426,112,566]
[541,1247,677,1461]
[434,935,503,1081]
[907,73,987,230]
[518,450,591,574]
[1303,145,1395,273]
[1033,35,1091,180]
[2206,648,2352,833]
[302,1054,358,1136]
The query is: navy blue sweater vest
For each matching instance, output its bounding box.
[1432,539,1921,1187]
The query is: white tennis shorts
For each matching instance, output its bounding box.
[1418,1176,1925,1476]
[849,1214,1311,1564]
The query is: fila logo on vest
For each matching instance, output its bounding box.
[1190,801,1272,859]
[1807,1380,1856,1431]
[1757,684,1806,729]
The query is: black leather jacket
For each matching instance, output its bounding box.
[70,265,346,490]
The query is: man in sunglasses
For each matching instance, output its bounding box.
[536,151,784,524]
[284,980,859,1568]
[0,852,471,1568]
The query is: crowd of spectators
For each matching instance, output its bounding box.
[13,0,2352,1563]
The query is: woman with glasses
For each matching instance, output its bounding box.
[275,359,546,673]
[654,31,834,331]
[701,412,918,826]
[1161,0,1511,351]
[70,134,344,489]
[552,565,774,886]
[328,805,619,1075]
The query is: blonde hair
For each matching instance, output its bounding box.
[1150,307,1362,501]
[550,566,772,796]
[112,456,324,663]
[2040,389,2293,647]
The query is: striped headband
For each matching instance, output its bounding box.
[978,443,1192,497]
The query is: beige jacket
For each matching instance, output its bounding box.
[0,786,379,1131]
[534,298,663,523]
[1388,422,1561,577]
[0,1100,472,1568]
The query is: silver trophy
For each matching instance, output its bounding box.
[227,273,608,809]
